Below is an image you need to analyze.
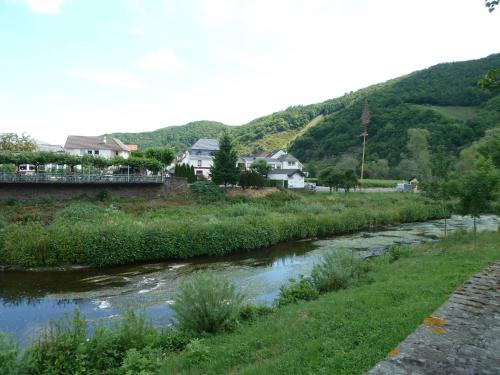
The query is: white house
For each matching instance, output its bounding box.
[179,138,219,178]
[268,169,305,188]
[64,135,130,159]
[238,150,304,188]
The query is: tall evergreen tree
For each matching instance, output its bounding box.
[210,132,240,188]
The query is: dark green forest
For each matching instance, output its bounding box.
[109,53,500,172]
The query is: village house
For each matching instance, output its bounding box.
[179,138,219,178]
[64,135,131,159]
[180,138,305,187]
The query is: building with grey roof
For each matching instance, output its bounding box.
[64,135,130,159]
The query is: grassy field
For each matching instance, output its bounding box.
[359,179,403,188]
[159,231,500,374]
[412,104,478,121]
[305,178,403,188]
[0,191,443,267]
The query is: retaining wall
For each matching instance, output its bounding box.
[0,178,187,200]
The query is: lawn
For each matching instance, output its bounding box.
[159,231,500,374]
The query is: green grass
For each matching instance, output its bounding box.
[359,179,402,188]
[159,231,500,374]
[413,104,478,121]
[0,192,443,267]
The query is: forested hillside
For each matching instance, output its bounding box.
[289,53,500,175]
[107,121,228,152]
[110,53,500,171]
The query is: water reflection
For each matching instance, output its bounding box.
[0,215,497,345]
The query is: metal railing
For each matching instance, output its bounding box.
[0,173,164,184]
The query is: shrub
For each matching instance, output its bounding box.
[172,272,244,334]
[276,276,319,306]
[388,245,412,263]
[0,332,20,375]
[190,181,223,203]
[238,304,274,322]
[24,310,88,374]
[157,329,192,352]
[96,189,110,201]
[311,249,364,292]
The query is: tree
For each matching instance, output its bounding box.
[250,159,271,177]
[455,158,499,235]
[485,1,498,13]
[319,167,344,192]
[144,147,175,167]
[342,170,358,192]
[239,170,264,189]
[365,159,389,179]
[0,133,36,152]
[422,178,455,236]
[360,101,370,182]
[406,128,432,182]
[210,132,240,188]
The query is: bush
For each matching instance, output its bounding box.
[190,181,223,202]
[172,272,244,334]
[387,245,412,263]
[24,310,88,374]
[0,332,21,375]
[311,249,365,292]
[238,304,274,322]
[276,276,320,306]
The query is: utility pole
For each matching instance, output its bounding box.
[360,100,370,186]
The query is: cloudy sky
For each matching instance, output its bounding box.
[0,0,498,145]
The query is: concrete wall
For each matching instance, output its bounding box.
[0,178,187,200]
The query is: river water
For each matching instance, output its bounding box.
[0,215,498,345]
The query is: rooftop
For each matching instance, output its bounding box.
[64,136,129,152]
[190,138,219,151]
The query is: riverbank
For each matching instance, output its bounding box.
[0,191,444,267]
[159,231,500,374]
[2,228,498,374]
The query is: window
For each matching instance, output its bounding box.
[88,150,93,155]
[197,160,202,167]
[94,150,99,155]
[115,151,119,156]
[288,161,295,166]
[196,151,202,155]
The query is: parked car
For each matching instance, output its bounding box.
[305,182,317,192]
[395,183,413,192]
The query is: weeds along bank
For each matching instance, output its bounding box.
[1,231,498,374]
[0,192,443,267]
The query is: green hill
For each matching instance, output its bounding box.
[288,53,500,167]
[109,53,500,165]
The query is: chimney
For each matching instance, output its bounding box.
[103,136,107,143]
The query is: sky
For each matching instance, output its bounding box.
[0,0,498,145]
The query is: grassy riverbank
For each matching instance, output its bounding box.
[161,231,500,374]
[2,230,498,374]
[0,191,443,267]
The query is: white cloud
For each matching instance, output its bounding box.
[69,69,144,89]
[25,0,66,14]
[138,47,186,72]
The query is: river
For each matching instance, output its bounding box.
[0,215,498,345]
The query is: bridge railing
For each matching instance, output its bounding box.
[0,173,164,184]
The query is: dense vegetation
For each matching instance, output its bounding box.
[0,192,443,267]
[107,121,228,152]
[1,230,498,374]
[290,54,500,175]
[109,54,500,175]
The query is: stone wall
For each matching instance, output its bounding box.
[0,178,187,200]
